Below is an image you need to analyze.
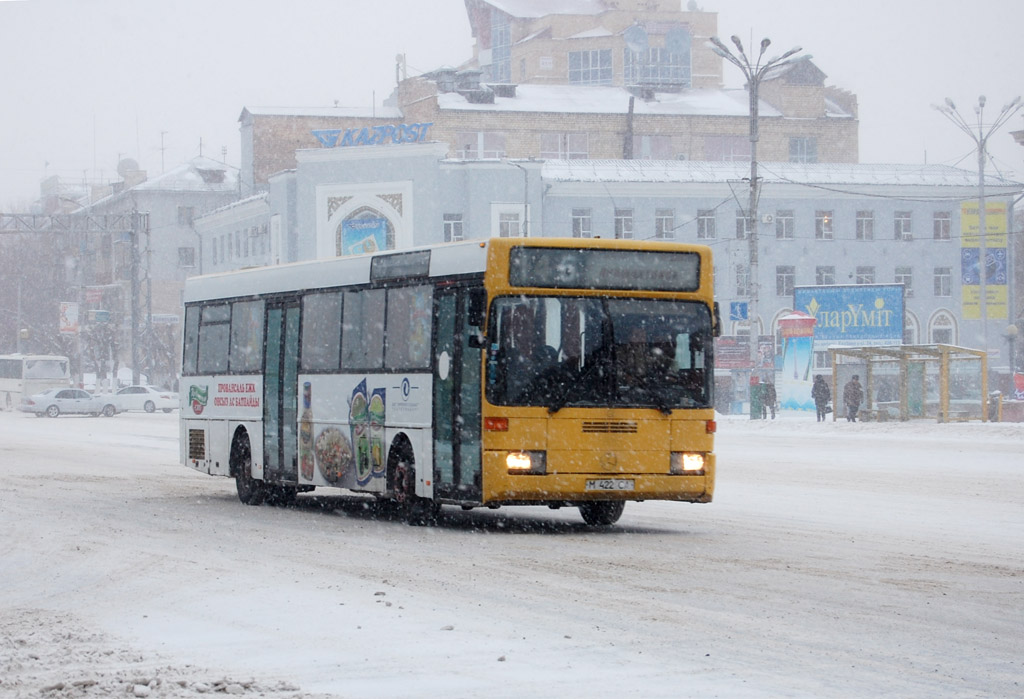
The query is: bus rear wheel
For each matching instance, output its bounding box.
[578,501,625,526]
[232,434,266,506]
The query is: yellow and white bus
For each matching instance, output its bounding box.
[0,354,72,411]
[180,238,718,525]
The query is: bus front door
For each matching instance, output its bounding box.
[433,288,483,502]
[263,303,300,483]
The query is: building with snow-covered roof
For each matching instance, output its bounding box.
[238,0,858,193]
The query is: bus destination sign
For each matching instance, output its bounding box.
[508,248,700,292]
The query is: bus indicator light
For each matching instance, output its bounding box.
[485,417,509,431]
[706,420,717,434]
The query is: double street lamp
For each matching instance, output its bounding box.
[933,95,1022,353]
[709,35,808,376]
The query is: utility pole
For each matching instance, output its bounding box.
[934,95,1022,353]
[709,35,808,388]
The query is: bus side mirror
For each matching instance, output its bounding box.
[712,302,722,338]
[467,332,488,349]
[468,287,487,327]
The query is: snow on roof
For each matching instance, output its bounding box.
[484,0,608,19]
[132,156,238,193]
[197,191,268,220]
[568,26,614,39]
[541,160,1024,188]
[436,84,786,118]
[241,105,403,120]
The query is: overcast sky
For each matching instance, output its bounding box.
[1,0,1022,209]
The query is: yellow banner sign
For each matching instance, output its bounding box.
[960,200,1007,247]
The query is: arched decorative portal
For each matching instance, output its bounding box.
[316,181,413,258]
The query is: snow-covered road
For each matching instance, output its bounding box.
[1,410,1021,697]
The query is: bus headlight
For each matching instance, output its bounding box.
[671,452,705,474]
[506,451,546,475]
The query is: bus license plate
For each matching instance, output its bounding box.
[585,478,634,492]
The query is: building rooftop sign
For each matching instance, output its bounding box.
[313,123,433,148]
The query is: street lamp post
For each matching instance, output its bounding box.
[933,96,1022,353]
[709,35,807,380]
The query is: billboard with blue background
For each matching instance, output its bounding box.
[793,284,904,349]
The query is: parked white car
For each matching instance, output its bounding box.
[112,385,178,413]
[19,388,117,418]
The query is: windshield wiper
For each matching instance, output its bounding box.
[548,355,605,414]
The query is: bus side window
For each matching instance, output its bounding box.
[182,306,200,375]
[385,285,433,370]
[229,300,265,373]
[197,304,231,375]
[301,292,343,371]
[342,289,385,370]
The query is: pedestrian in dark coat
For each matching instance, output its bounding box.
[843,374,864,422]
[811,375,831,422]
[762,380,777,419]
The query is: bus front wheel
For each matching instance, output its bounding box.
[578,501,625,526]
[232,434,265,506]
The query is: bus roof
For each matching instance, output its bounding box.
[183,238,712,303]
[184,240,489,302]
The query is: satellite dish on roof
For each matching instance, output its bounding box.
[623,25,648,54]
[117,158,139,178]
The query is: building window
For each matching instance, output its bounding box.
[696,210,716,239]
[930,312,955,344]
[637,134,673,159]
[776,266,795,296]
[895,266,913,297]
[455,131,506,159]
[789,137,817,163]
[933,211,952,240]
[815,210,834,240]
[856,211,875,241]
[211,239,218,266]
[540,132,588,159]
[177,206,195,225]
[704,135,750,161]
[735,211,750,239]
[568,49,612,85]
[178,247,196,268]
[614,209,633,239]
[655,209,675,239]
[816,266,835,286]
[572,208,592,238]
[775,210,795,240]
[736,264,750,297]
[934,267,952,297]
[624,41,691,88]
[443,214,464,242]
[894,211,913,241]
[499,212,521,238]
[489,9,511,83]
[855,266,875,285]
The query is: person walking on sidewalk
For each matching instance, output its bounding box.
[843,374,864,422]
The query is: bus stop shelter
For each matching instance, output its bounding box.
[828,344,988,422]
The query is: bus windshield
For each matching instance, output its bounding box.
[486,296,712,412]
